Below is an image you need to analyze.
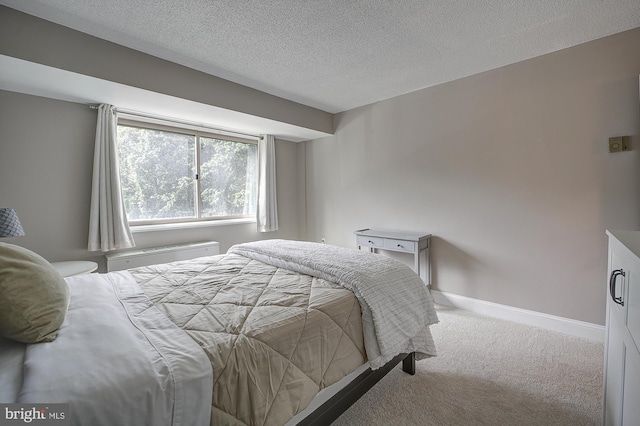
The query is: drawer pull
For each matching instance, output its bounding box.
[609,269,625,306]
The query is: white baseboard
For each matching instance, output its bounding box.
[431,290,605,343]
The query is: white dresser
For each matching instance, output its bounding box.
[604,230,640,425]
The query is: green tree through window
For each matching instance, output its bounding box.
[117,121,257,224]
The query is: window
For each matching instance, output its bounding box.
[116,119,258,225]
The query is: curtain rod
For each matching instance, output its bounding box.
[89,104,263,140]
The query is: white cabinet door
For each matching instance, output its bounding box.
[622,247,640,426]
[604,298,626,426]
[605,235,640,426]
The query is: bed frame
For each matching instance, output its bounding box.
[298,352,415,425]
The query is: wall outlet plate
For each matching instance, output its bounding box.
[609,136,630,153]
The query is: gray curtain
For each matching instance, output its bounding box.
[88,104,135,252]
[257,135,279,232]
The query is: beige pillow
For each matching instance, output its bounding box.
[0,242,69,343]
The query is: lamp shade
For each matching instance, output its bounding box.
[0,208,25,237]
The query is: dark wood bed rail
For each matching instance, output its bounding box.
[297,352,416,425]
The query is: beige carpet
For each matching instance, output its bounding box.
[332,305,604,426]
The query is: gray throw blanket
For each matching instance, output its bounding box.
[228,239,438,368]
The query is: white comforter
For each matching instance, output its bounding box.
[228,239,439,368]
[1,271,213,426]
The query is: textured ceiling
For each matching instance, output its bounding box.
[2,0,640,113]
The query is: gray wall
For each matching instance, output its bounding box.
[304,27,640,325]
[0,89,303,270]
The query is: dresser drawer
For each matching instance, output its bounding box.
[384,239,416,253]
[357,235,385,249]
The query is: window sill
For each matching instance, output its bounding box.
[130,218,256,233]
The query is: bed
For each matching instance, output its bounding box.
[0,239,438,425]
